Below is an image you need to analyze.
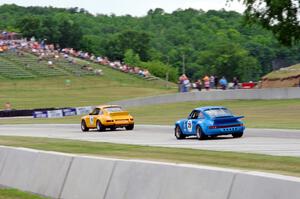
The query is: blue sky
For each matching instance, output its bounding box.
[0,0,245,16]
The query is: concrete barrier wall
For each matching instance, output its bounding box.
[112,87,300,107]
[0,146,299,199]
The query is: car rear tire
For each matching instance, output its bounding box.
[81,120,89,132]
[96,120,105,132]
[175,125,185,139]
[196,126,206,140]
[125,124,134,130]
[232,132,243,138]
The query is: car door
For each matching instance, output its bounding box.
[88,108,100,127]
[184,110,199,135]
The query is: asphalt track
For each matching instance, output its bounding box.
[0,124,300,157]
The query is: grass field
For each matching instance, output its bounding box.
[0,188,48,199]
[0,136,299,177]
[129,99,300,129]
[0,75,174,110]
[0,54,176,110]
[263,63,300,79]
[1,99,299,129]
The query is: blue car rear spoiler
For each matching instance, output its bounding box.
[213,116,244,122]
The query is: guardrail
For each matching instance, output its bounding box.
[0,146,299,199]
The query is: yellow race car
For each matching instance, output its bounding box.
[80,105,134,132]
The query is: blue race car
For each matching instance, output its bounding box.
[175,106,245,140]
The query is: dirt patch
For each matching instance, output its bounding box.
[261,74,300,88]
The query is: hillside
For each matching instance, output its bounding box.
[0,51,176,109]
[261,64,300,88]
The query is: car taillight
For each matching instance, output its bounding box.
[106,120,113,122]
[209,126,217,129]
[130,118,134,121]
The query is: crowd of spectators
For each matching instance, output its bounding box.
[61,47,151,78]
[178,74,242,92]
[1,33,152,78]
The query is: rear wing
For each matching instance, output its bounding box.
[213,116,244,123]
[109,111,129,117]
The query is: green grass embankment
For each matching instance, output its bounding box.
[0,75,174,110]
[0,136,299,177]
[0,188,48,199]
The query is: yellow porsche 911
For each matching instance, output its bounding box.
[81,105,134,132]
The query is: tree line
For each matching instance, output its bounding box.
[1,4,300,82]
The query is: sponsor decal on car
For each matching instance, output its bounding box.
[187,120,193,132]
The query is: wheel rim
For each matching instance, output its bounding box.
[81,121,85,130]
[97,121,101,130]
[196,127,201,138]
[175,126,180,137]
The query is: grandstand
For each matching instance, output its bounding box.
[0,54,36,79]
[0,51,96,79]
[0,50,176,88]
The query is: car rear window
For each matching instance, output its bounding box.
[204,108,233,117]
[104,107,123,112]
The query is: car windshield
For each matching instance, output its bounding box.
[104,107,123,112]
[204,108,233,118]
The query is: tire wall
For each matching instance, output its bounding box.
[0,146,299,199]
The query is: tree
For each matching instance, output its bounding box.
[17,16,42,38]
[232,0,300,45]
[104,30,151,61]
[124,49,141,66]
[56,15,83,49]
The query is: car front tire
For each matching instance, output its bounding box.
[196,126,206,140]
[175,125,185,139]
[81,120,89,132]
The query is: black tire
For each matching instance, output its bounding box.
[125,124,134,130]
[196,126,206,140]
[175,125,185,139]
[81,120,89,132]
[96,120,105,132]
[232,132,243,138]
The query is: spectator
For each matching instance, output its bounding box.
[210,75,215,89]
[47,60,53,68]
[182,74,191,92]
[195,79,202,91]
[233,77,239,89]
[203,75,210,90]
[4,102,12,111]
[214,75,219,89]
[178,75,184,92]
[219,76,228,90]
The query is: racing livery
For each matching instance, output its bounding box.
[81,105,134,132]
[175,106,245,140]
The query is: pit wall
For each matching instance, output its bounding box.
[113,87,300,107]
[0,146,299,199]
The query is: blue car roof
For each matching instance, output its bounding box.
[194,106,226,111]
